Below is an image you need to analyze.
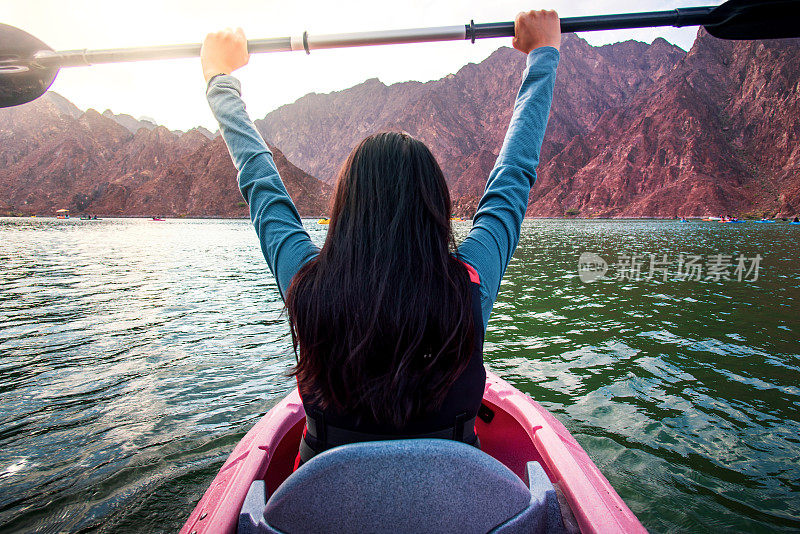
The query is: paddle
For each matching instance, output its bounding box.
[1,0,797,109]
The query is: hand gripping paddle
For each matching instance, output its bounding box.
[1,0,797,108]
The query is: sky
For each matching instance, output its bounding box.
[3,0,722,131]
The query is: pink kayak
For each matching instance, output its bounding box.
[181,371,645,533]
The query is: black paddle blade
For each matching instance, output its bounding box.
[0,24,58,108]
[705,0,800,40]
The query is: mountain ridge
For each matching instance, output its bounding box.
[0,32,797,218]
[0,94,330,217]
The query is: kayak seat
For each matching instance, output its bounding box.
[238,438,565,534]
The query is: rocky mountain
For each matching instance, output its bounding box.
[102,109,158,135]
[100,109,217,140]
[0,94,330,217]
[256,32,799,218]
[1,31,797,218]
[529,31,800,217]
[256,36,684,185]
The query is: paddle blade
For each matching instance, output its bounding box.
[705,0,800,40]
[0,24,58,108]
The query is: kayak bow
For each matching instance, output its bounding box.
[181,371,644,534]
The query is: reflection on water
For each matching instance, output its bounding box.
[1,217,799,532]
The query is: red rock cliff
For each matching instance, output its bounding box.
[0,94,331,217]
[1,32,798,218]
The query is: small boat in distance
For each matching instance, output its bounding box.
[55,208,69,219]
[714,215,743,223]
[317,218,330,225]
[151,216,165,221]
[450,216,466,221]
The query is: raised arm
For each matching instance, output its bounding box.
[457,10,560,330]
[202,28,319,298]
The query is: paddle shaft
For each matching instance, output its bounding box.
[31,7,718,68]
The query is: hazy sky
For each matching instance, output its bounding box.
[4,0,721,131]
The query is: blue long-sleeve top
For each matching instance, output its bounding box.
[207,46,559,330]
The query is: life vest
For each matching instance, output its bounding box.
[296,260,486,467]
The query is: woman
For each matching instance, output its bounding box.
[201,11,560,465]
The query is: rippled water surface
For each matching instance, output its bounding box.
[1,217,799,533]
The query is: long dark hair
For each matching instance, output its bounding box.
[286,132,474,427]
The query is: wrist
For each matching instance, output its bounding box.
[204,69,229,84]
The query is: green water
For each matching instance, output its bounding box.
[0,217,798,532]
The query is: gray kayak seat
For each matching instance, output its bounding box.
[238,438,566,534]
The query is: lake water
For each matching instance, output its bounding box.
[1,217,798,533]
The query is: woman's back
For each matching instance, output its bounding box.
[297,260,486,462]
[287,132,477,430]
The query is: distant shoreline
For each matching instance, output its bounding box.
[3,215,796,222]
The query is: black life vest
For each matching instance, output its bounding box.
[297,261,486,465]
